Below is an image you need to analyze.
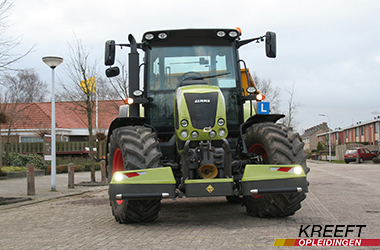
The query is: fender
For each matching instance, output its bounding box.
[241,114,285,135]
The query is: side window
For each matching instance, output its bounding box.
[150,57,160,90]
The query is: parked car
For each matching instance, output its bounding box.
[344,147,377,164]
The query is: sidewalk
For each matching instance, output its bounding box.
[0,171,108,210]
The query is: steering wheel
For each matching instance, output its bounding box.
[178,71,203,83]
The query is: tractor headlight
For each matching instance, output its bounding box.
[158,32,167,39]
[216,31,226,37]
[191,131,199,139]
[124,97,134,105]
[115,173,124,182]
[256,93,266,101]
[217,118,225,126]
[294,166,303,175]
[247,86,256,94]
[144,33,154,40]
[180,130,188,139]
[209,130,216,138]
[218,129,226,137]
[133,89,143,97]
[181,119,188,127]
[229,31,238,38]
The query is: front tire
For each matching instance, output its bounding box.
[241,122,309,217]
[108,126,162,223]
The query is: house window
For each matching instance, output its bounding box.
[346,130,348,138]
[361,126,364,136]
[356,127,359,136]
[21,137,44,143]
[375,122,379,134]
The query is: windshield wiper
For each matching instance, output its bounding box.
[193,72,230,80]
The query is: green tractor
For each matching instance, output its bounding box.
[104,28,309,223]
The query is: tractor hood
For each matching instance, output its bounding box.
[174,83,228,142]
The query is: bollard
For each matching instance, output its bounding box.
[68,163,75,189]
[100,160,106,183]
[356,152,359,164]
[27,163,35,195]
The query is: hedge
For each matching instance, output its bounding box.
[4,153,47,170]
[46,164,84,174]
[84,163,101,171]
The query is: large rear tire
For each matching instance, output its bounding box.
[107,126,162,223]
[242,122,309,217]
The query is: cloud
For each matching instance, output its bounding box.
[4,0,380,133]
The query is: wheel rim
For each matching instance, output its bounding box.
[248,143,269,162]
[112,148,124,174]
[113,148,125,206]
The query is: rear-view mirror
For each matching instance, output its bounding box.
[105,66,120,77]
[105,40,116,66]
[265,31,276,58]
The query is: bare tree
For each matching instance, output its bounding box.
[56,75,120,102]
[0,69,46,162]
[107,60,128,99]
[60,35,98,182]
[0,100,23,164]
[0,0,34,168]
[2,69,47,102]
[251,72,281,113]
[0,0,33,73]
[96,75,121,101]
[281,83,300,129]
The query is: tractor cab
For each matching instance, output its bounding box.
[142,29,243,143]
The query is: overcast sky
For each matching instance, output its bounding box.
[5,0,380,133]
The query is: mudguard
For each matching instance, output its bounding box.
[109,167,177,200]
[241,165,308,196]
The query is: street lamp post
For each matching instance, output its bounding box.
[319,113,331,162]
[42,56,63,191]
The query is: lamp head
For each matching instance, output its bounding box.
[42,56,63,69]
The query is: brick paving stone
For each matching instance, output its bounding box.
[0,161,379,249]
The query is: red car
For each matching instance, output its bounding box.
[344,147,377,164]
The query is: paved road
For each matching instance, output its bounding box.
[0,161,379,249]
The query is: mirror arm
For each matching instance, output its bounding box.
[237,35,264,48]
[116,43,143,49]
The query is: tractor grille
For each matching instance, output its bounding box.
[184,92,218,129]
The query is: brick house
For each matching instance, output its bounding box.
[0,100,124,143]
[301,122,330,152]
[317,117,380,147]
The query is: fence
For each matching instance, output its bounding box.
[1,141,107,158]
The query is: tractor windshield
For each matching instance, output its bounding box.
[146,45,240,140]
[148,46,237,90]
